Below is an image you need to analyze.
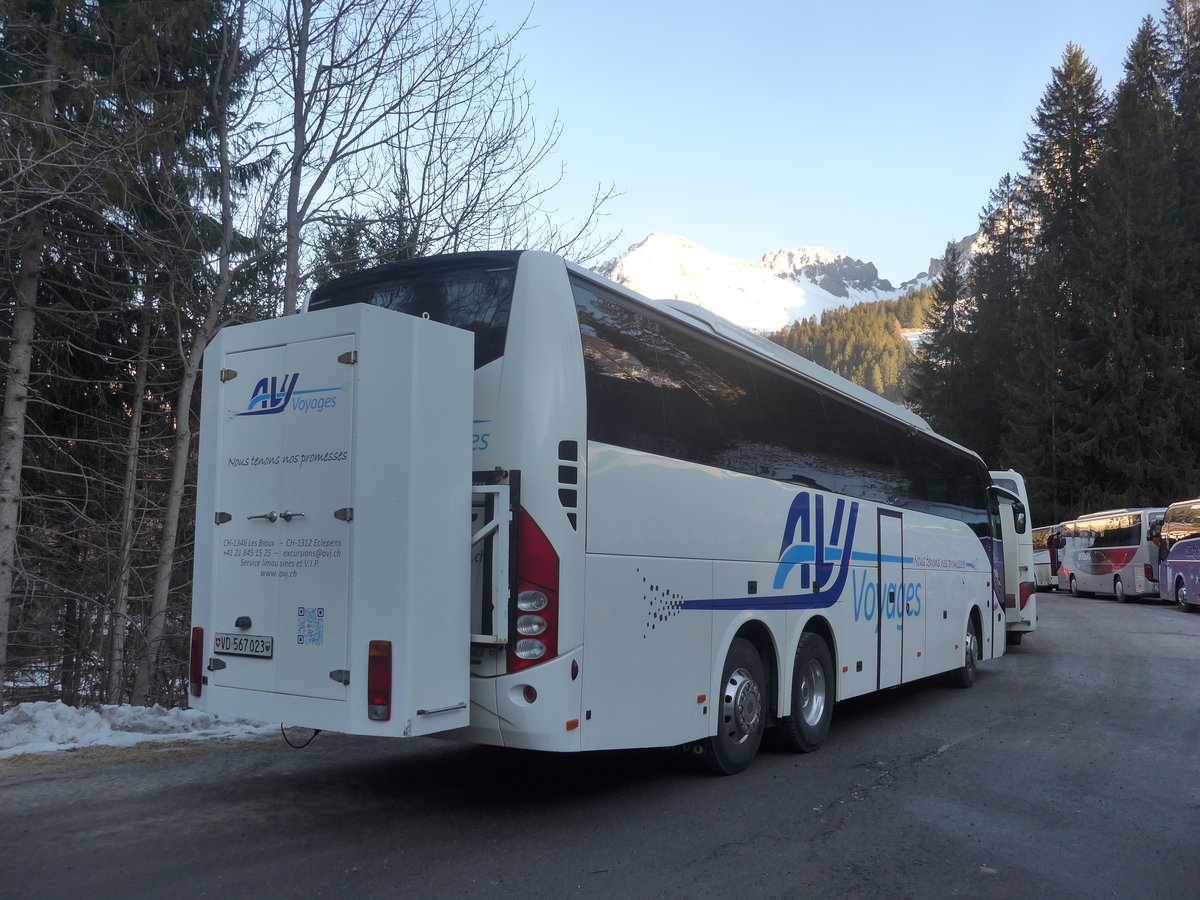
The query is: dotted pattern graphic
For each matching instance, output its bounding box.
[639,568,686,637]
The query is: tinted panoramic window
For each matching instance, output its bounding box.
[1093,516,1140,548]
[894,434,989,537]
[657,329,760,471]
[308,262,515,369]
[752,365,835,490]
[821,394,910,504]
[571,275,990,530]
[573,281,668,455]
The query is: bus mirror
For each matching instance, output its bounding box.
[1014,504,1028,534]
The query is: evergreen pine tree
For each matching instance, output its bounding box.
[1070,17,1198,511]
[907,242,972,441]
[967,174,1033,469]
[1007,44,1109,522]
[1163,0,1200,474]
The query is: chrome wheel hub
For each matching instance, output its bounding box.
[799,659,826,726]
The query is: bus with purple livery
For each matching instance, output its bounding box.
[1158,498,1200,611]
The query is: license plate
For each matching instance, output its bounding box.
[214,632,274,658]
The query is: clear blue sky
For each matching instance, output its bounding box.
[487,0,1166,281]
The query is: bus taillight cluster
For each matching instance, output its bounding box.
[509,510,559,673]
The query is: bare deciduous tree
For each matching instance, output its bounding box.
[262,0,614,314]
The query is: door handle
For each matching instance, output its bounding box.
[280,510,306,522]
[247,511,278,522]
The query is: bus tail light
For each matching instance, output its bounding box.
[1145,564,1158,584]
[508,510,559,673]
[1019,581,1035,610]
[367,640,392,721]
[189,627,204,698]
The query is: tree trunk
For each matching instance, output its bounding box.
[105,297,153,703]
[130,5,246,704]
[0,217,45,711]
[130,348,200,706]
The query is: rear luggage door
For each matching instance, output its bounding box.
[209,333,355,701]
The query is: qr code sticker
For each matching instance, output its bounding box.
[296,606,325,646]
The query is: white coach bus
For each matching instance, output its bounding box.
[989,470,1036,644]
[188,251,1006,774]
[1055,507,1166,601]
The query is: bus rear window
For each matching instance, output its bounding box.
[308,263,515,369]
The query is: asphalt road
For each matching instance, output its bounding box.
[3,592,1199,899]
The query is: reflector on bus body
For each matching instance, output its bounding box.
[367,640,392,721]
[189,627,204,698]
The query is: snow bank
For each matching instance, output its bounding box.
[0,701,276,759]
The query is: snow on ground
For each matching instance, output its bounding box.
[0,701,276,760]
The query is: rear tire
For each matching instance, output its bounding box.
[948,614,979,689]
[1114,576,1127,603]
[1070,575,1080,597]
[1006,630,1023,647]
[776,632,834,753]
[700,638,765,775]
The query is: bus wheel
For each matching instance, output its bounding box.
[1179,578,1193,611]
[1114,577,1127,603]
[1070,575,1080,597]
[948,615,979,689]
[776,632,834,753]
[701,638,765,775]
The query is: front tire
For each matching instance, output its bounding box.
[1179,577,1194,612]
[776,632,834,753]
[700,638,766,775]
[948,614,980,689]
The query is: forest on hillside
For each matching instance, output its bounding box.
[767,287,932,404]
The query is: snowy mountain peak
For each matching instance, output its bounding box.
[596,233,906,333]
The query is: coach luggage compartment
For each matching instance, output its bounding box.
[190,303,474,737]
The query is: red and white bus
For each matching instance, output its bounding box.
[1055,508,1165,602]
[188,250,1006,774]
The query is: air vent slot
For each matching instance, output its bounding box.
[557,440,580,530]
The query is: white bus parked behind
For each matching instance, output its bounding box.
[990,470,1036,644]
